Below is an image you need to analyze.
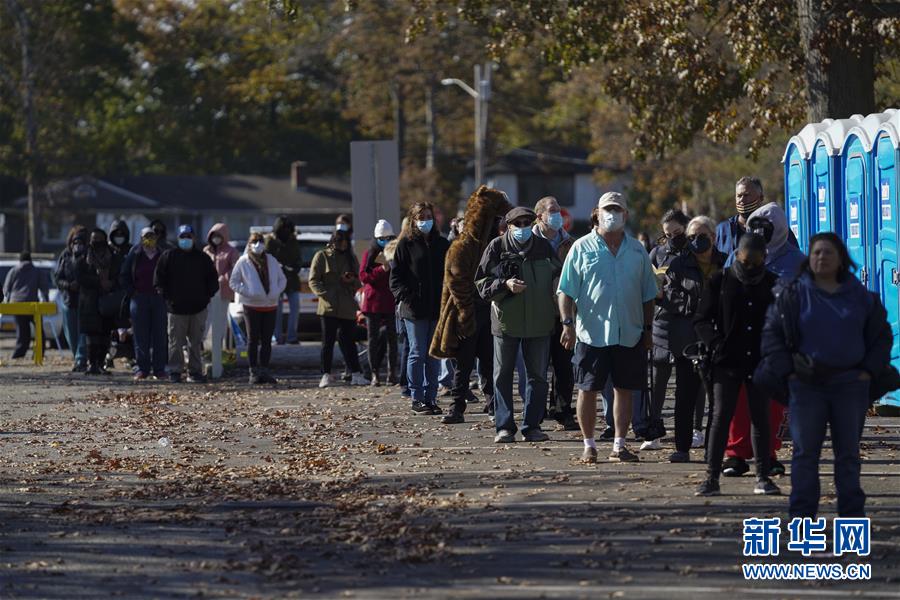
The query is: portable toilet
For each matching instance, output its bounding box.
[782,120,832,251]
[840,112,895,289]
[812,117,863,239]
[875,111,900,408]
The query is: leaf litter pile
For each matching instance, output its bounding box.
[0,384,469,588]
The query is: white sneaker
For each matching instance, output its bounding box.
[350,373,370,386]
[692,429,705,448]
[640,438,661,451]
[319,373,332,388]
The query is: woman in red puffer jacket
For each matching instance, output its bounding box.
[360,219,398,386]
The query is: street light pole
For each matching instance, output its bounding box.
[442,62,491,188]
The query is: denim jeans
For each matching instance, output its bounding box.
[131,293,168,375]
[396,314,410,396]
[274,291,300,343]
[789,377,870,519]
[601,376,645,432]
[403,318,439,405]
[439,358,456,387]
[493,334,550,435]
[61,303,87,366]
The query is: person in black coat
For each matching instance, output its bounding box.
[55,226,89,371]
[754,232,892,519]
[75,229,124,374]
[389,201,451,414]
[693,233,780,496]
[154,225,219,383]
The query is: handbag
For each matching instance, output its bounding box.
[99,288,130,320]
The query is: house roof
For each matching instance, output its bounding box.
[7,174,352,214]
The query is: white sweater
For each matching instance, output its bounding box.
[229,253,287,308]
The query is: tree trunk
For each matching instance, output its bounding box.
[796,0,876,122]
[389,82,405,168]
[425,84,436,170]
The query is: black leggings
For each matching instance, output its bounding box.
[707,369,771,479]
[244,308,276,369]
[321,316,361,374]
[672,357,702,452]
[365,313,397,377]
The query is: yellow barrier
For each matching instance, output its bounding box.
[0,302,58,365]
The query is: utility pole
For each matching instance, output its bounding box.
[442,62,492,188]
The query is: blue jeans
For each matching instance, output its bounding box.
[789,377,870,519]
[274,291,300,343]
[403,319,439,405]
[601,376,645,432]
[397,315,410,396]
[131,293,168,375]
[493,334,550,435]
[61,303,87,366]
[439,358,456,387]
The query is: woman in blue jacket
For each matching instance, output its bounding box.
[755,233,892,519]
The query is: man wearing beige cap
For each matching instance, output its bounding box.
[557,192,657,463]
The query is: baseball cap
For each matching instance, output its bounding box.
[177,224,194,237]
[140,226,155,238]
[597,192,627,211]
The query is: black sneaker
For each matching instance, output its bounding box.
[85,364,102,375]
[558,415,580,431]
[428,404,443,415]
[768,459,786,477]
[259,373,278,385]
[668,451,690,463]
[168,372,182,383]
[441,411,465,425]
[754,478,782,495]
[695,478,721,496]
[523,429,550,442]
[599,426,615,440]
[71,363,87,373]
[722,456,749,477]
[249,373,262,385]
[187,373,207,384]
[494,429,516,443]
[411,402,432,414]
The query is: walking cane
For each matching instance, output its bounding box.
[683,341,713,461]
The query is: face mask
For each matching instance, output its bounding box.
[336,223,349,232]
[91,240,106,250]
[689,235,711,254]
[547,212,564,231]
[141,238,156,249]
[250,241,265,254]
[211,236,223,246]
[511,225,533,243]
[377,239,388,248]
[601,210,625,232]
[178,238,193,251]
[416,219,433,234]
[72,242,86,255]
[669,232,687,250]
[153,228,165,239]
[112,236,126,246]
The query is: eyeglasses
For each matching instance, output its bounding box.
[510,220,533,228]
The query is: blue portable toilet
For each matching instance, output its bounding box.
[782,121,832,251]
[812,117,863,240]
[875,111,900,408]
[840,113,895,289]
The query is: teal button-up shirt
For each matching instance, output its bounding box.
[557,231,658,348]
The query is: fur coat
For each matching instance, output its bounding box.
[429,185,512,359]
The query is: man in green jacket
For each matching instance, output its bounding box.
[265,215,301,344]
[476,206,562,443]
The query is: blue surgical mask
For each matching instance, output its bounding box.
[178,238,193,251]
[547,212,564,231]
[377,239,388,248]
[601,210,625,232]
[511,225,533,243]
[416,219,433,234]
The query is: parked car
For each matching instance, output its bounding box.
[0,257,67,348]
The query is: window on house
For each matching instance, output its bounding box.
[518,174,575,207]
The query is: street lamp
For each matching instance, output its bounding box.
[442,63,492,188]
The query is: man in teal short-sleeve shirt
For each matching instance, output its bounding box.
[558,192,657,464]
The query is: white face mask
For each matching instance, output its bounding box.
[600,209,625,232]
[250,241,265,255]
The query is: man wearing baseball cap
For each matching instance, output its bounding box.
[153,224,219,383]
[558,192,658,463]
[475,205,562,443]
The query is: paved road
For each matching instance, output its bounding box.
[0,361,898,598]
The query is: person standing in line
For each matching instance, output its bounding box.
[475,206,561,443]
[558,193,657,463]
[148,219,173,251]
[230,232,286,384]
[3,251,49,359]
[154,225,219,383]
[694,233,781,496]
[360,219,399,386]
[75,230,121,374]
[384,232,410,396]
[390,202,451,414]
[532,196,578,431]
[121,228,169,380]
[204,223,240,379]
[55,226,89,371]
[266,216,301,345]
[310,229,369,387]
[755,233,891,516]
[431,186,511,425]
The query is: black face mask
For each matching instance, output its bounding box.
[153,228,165,239]
[72,242,86,256]
[748,218,774,244]
[689,235,711,254]
[669,233,687,250]
[91,241,106,250]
